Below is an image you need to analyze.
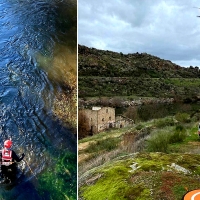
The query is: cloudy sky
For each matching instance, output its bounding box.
[78,0,200,67]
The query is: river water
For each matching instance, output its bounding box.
[0,0,77,199]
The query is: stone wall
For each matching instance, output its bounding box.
[115,115,134,128]
[81,107,115,134]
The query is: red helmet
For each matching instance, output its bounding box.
[4,140,12,148]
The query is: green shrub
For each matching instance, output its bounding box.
[168,125,187,143]
[85,138,119,153]
[175,112,190,123]
[146,125,187,153]
[135,124,144,130]
[146,133,169,153]
[154,118,174,128]
[191,112,200,122]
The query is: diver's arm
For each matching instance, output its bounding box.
[12,151,25,162]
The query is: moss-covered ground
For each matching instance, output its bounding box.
[80,152,200,200]
[79,116,200,199]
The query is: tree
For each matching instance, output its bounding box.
[124,106,138,123]
[78,111,89,139]
[99,97,110,106]
[110,97,123,108]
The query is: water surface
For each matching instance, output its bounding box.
[0,0,77,199]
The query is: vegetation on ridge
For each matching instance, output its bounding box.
[79,45,200,78]
[78,45,200,103]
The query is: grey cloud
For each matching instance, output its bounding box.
[79,0,200,67]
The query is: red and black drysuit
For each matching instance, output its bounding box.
[0,148,25,181]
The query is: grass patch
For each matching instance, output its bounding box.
[165,78,200,87]
[85,137,120,153]
[79,127,130,144]
[135,124,144,130]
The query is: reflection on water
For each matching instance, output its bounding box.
[0,0,77,199]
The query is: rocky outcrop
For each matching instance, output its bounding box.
[79,97,175,109]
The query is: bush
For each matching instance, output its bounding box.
[154,118,174,128]
[175,112,190,123]
[124,106,138,123]
[135,124,144,130]
[85,138,119,153]
[147,133,169,153]
[146,125,187,153]
[168,125,187,143]
[191,112,200,122]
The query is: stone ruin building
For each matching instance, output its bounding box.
[80,107,134,134]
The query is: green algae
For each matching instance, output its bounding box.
[38,151,77,200]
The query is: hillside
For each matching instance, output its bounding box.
[78,45,200,101]
[79,45,199,78]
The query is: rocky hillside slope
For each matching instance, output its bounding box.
[79,45,199,78]
[78,45,200,101]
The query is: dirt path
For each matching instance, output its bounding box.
[79,142,90,151]
[78,142,90,163]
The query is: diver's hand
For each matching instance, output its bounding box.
[21,153,25,158]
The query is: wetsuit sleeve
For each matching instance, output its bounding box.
[12,150,24,162]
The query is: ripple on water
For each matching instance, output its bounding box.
[0,0,77,198]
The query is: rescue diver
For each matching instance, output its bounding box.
[0,139,25,183]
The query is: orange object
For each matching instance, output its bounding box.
[184,189,200,200]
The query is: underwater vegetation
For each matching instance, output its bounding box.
[38,151,77,199]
